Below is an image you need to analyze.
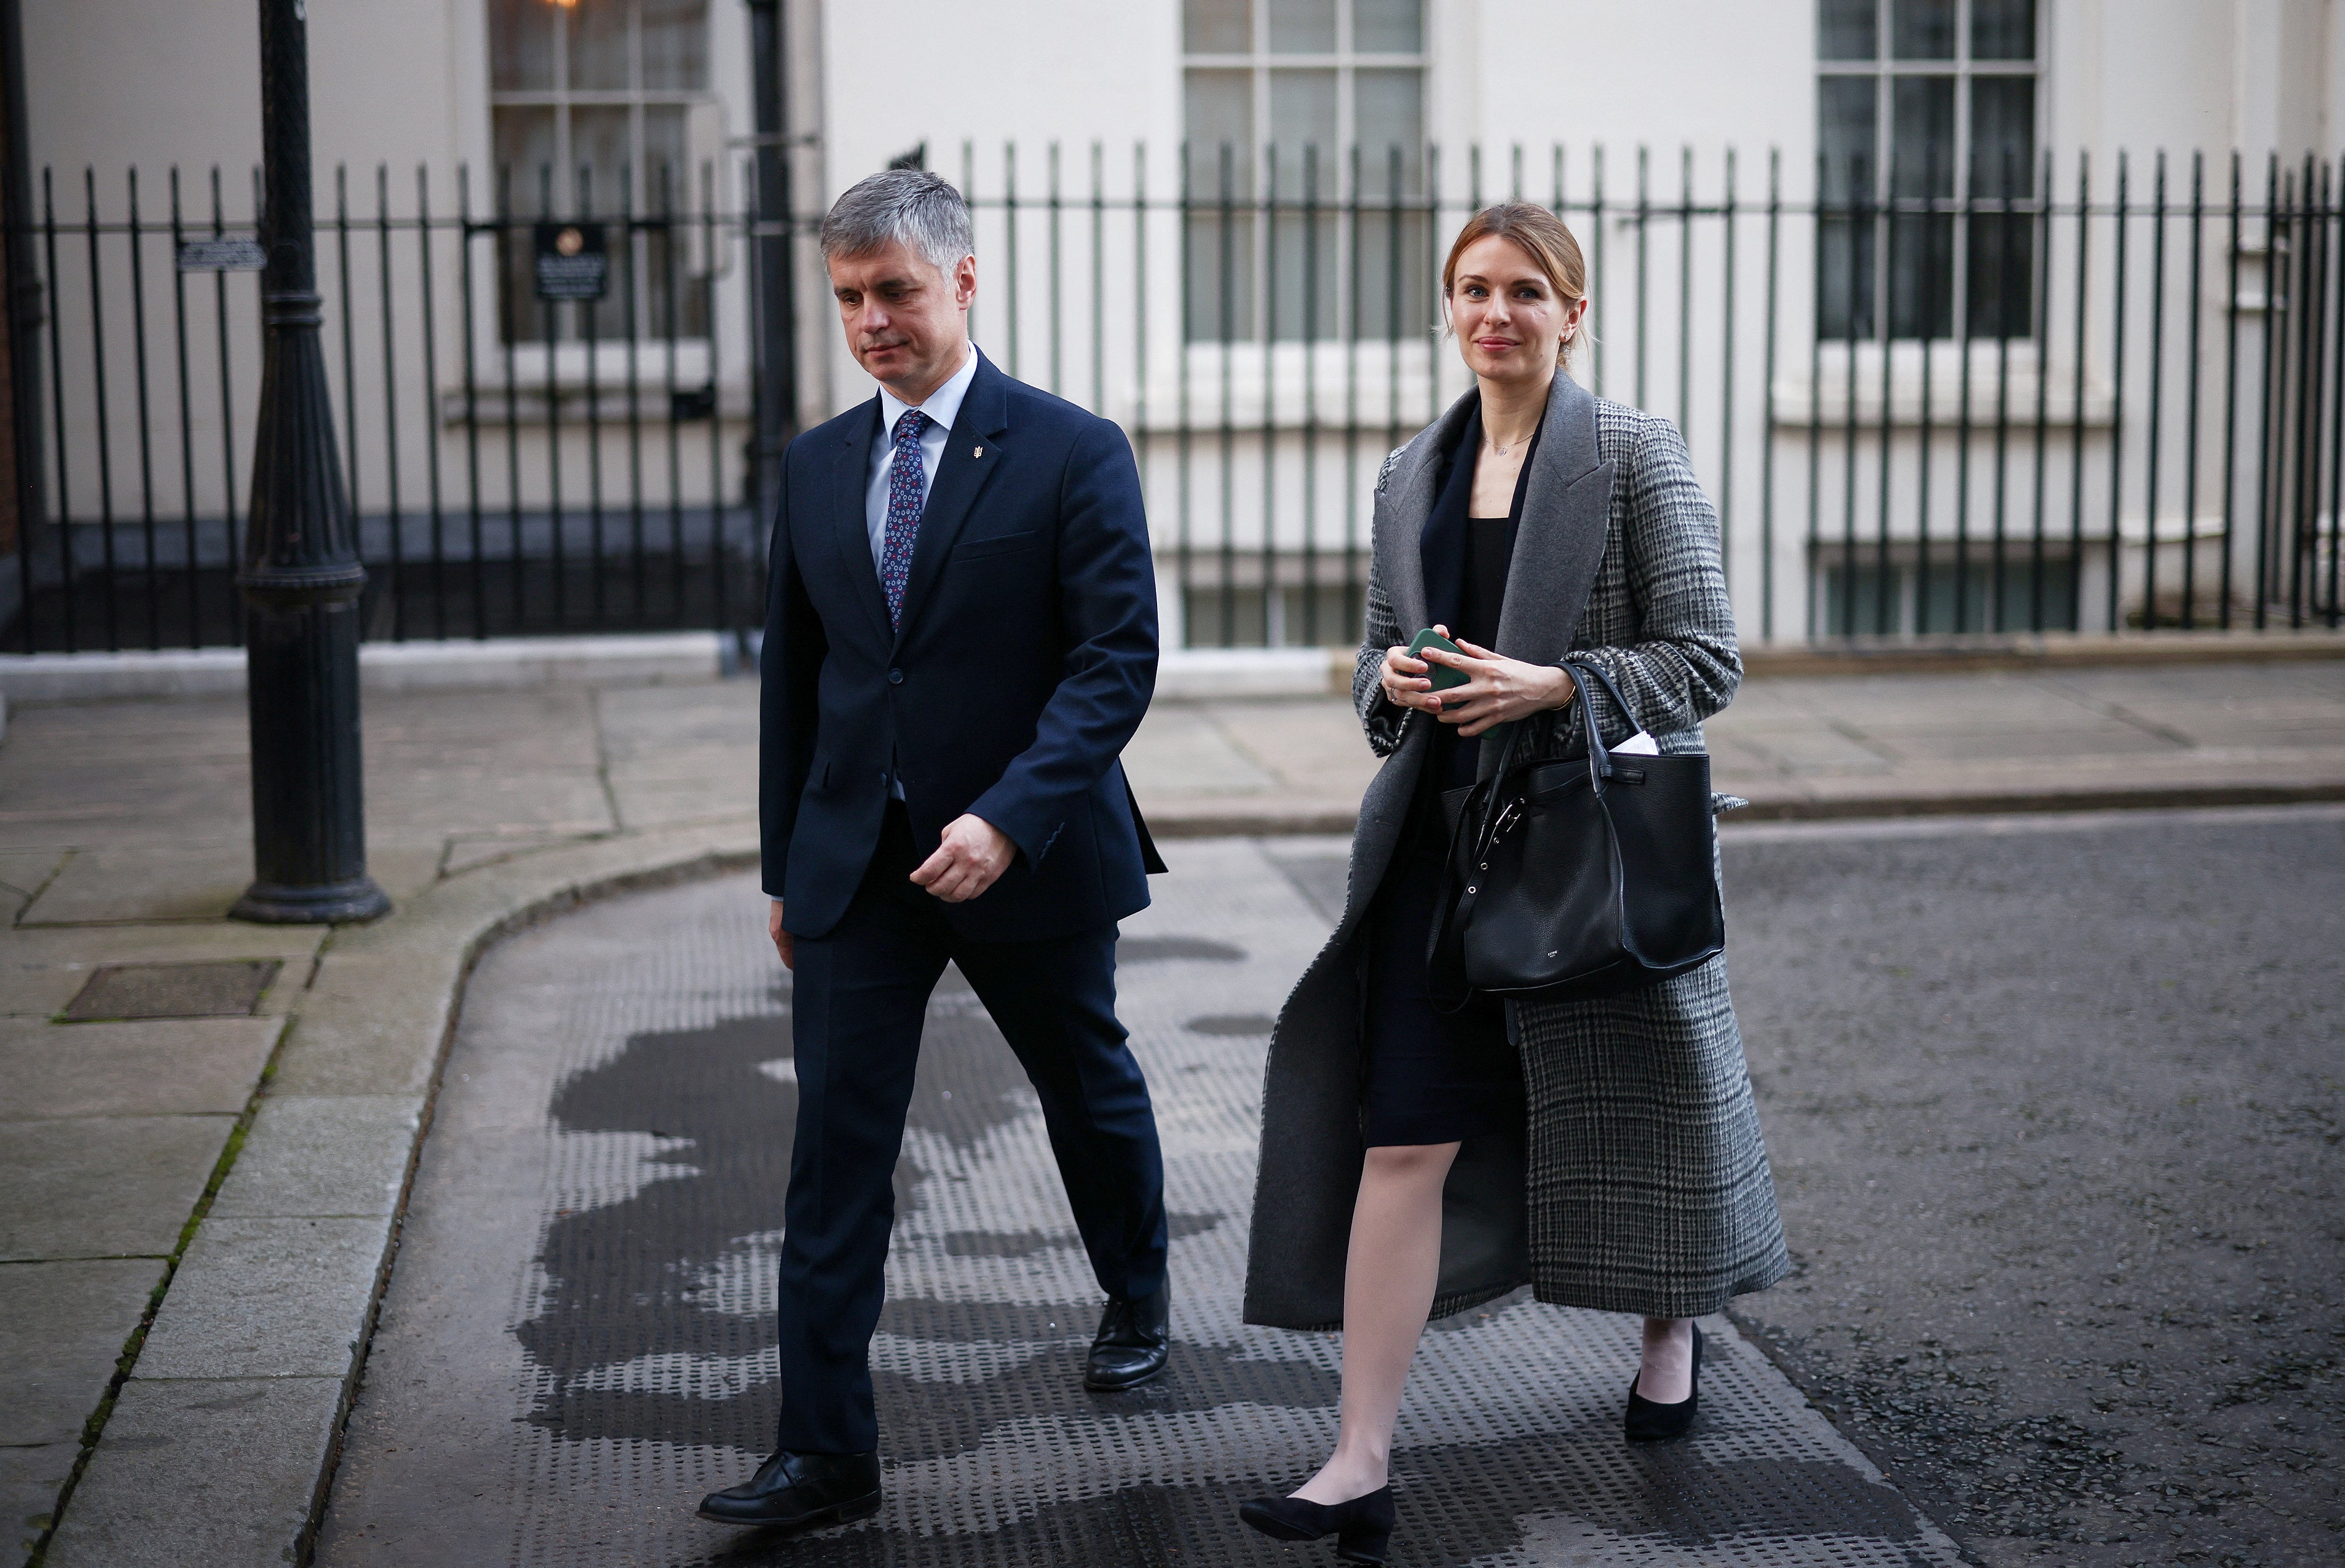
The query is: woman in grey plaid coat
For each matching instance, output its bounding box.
[1238,204,1788,1561]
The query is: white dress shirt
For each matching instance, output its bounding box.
[863,343,981,572]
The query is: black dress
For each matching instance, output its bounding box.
[1358,407,1533,1148]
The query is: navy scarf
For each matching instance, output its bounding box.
[1418,395,1545,642]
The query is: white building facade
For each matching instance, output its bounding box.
[8,1,2345,648]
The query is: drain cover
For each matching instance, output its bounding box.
[61,959,282,1021]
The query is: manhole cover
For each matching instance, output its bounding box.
[62,959,282,1021]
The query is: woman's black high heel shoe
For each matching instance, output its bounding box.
[1624,1322,1704,1441]
[1236,1486,1398,1564]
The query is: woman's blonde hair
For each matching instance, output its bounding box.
[1441,202,1591,366]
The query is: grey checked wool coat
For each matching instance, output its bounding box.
[1241,369,1790,1329]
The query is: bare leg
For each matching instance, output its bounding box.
[1635,1316,1696,1403]
[1292,1141,1461,1505]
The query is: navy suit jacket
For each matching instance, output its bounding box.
[759,352,1165,943]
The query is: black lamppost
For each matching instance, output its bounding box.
[229,0,388,925]
[745,0,798,518]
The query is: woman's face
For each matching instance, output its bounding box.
[1447,234,1587,386]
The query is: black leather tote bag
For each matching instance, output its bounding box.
[1428,660,1724,1010]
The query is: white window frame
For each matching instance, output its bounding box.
[1816,0,2044,344]
[487,0,729,352]
[1180,0,1430,346]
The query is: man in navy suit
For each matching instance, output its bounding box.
[698,170,1172,1537]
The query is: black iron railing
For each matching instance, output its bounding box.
[4,141,2343,654]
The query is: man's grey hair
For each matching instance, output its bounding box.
[820,170,974,275]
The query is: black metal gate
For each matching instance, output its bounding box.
[4,142,2344,654]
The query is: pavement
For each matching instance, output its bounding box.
[1,646,2341,1566]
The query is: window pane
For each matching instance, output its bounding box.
[1891,0,1955,58]
[1967,76,2036,338]
[1269,69,1337,338]
[1184,68,1254,194]
[568,106,631,213]
[1888,212,1955,336]
[494,106,558,343]
[1972,0,2036,60]
[1819,76,1876,202]
[1818,215,1876,339]
[494,105,561,209]
[1268,69,1337,181]
[1355,0,1422,52]
[569,0,630,90]
[640,109,705,335]
[1891,75,1955,192]
[489,0,555,91]
[1355,68,1423,195]
[1184,0,1251,52]
[1184,69,1254,341]
[1268,0,1334,52]
[1818,0,1876,60]
[641,0,708,90]
[1970,76,2035,194]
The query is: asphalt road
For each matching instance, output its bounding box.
[1722,806,2344,1567]
[1274,804,2345,1568]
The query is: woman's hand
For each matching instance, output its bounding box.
[1378,633,1447,714]
[1419,637,1575,737]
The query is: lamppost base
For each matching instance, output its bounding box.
[229,875,392,925]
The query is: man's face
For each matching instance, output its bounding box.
[828,238,978,400]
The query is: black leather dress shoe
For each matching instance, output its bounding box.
[1623,1322,1704,1442]
[1084,1284,1170,1390]
[696,1448,882,1533]
[1237,1486,1397,1564]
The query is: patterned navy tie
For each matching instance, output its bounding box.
[879,407,929,629]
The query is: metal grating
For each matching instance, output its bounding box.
[318,842,1964,1567]
[60,959,281,1021]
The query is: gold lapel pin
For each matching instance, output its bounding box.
[973,446,984,459]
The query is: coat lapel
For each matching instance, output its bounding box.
[892,353,1011,648]
[1377,386,1481,636]
[1492,370,1611,666]
[832,400,893,647]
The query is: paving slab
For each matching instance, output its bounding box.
[206,1096,419,1219]
[314,855,1964,1566]
[1,1256,162,1561]
[0,921,323,1018]
[0,1017,282,1119]
[0,701,248,850]
[1121,700,1281,793]
[265,953,468,1098]
[0,1115,232,1261]
[0,1257,165,1446]
[0,845,68,906]
[593,680,760,822]
[436,829,603,877]
[3,1443,76,1564]
[17,844,260,924]
[133,1216,389,1379]
[39,1375,346,1568]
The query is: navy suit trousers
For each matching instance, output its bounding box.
[773,804,1169,1455]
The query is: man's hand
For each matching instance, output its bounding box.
[911,814,1016,903]
[767,898,794,970]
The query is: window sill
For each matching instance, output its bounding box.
[1773,342,2116,428]
[1128,339,1454,432]
[436,341,743,426]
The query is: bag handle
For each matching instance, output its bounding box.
[1561,656,1640,794]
